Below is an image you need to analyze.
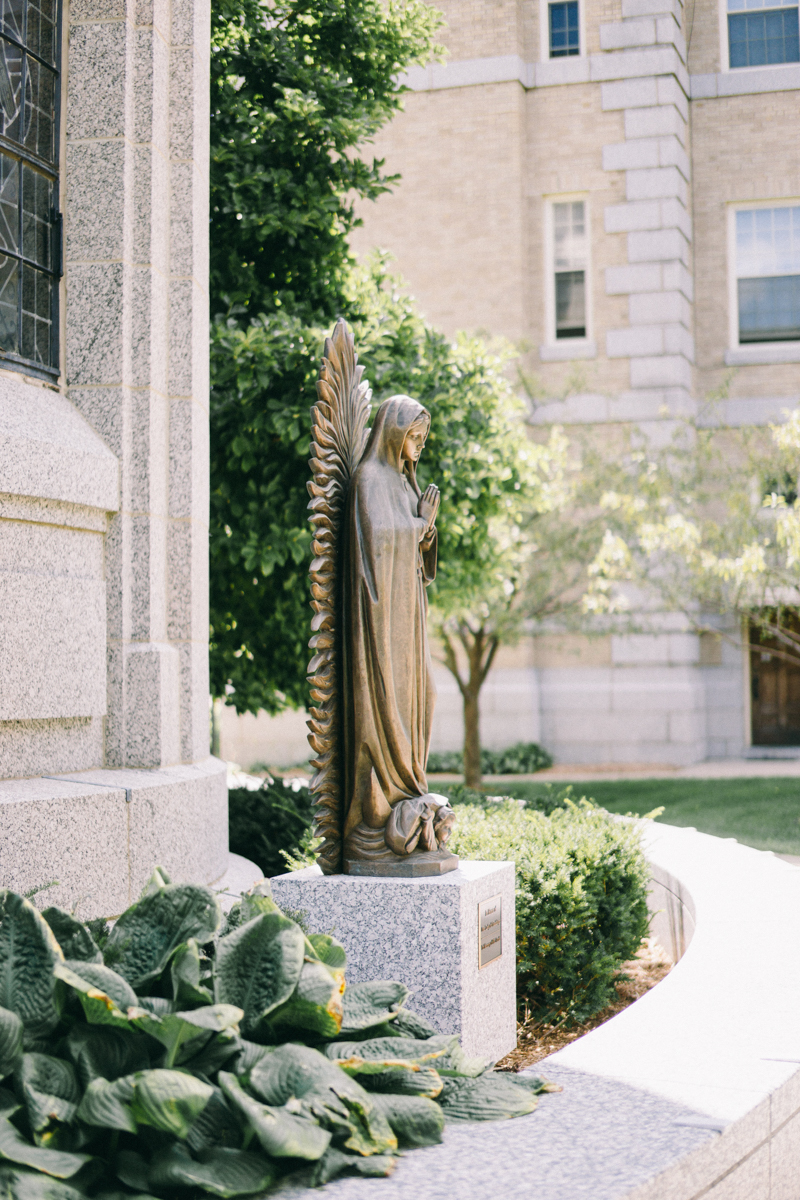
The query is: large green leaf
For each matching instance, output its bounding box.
[265,959,343,1039]
[114,1150,150,1192]
[0,1166,87,1200]
[504,1073,559,1095]
[0,1118,89,1178]
[214,914,304,1036]
[367,1093,444,1147]
[361,1066,443,1099]
[104,886,222,990]
[247,1044,351,1107]
[246,1046,396,1157]
[324,1036,454,1076]
[429,1041,489,1078]
[217,1072,330,1161]
[39,912,101,965]
[77,1077,137,1134]
[238,883,278,922]
[309,1148,397,1187]
[233,1041,271,1075]
[65,1026,150,1088]
[148,1143,275,1198]
[390,1009,438,1040]
[0,1011,23,1079]
[54,964,135,1030]
[168,941,212,1006]
[436,1074,539,1122]
[185,1089,242,1153]
[339,982,410,1035]
[307,935,346,972]
[15,1056,80,1137]
[130,1005,243,1069]
[129,1070,214,1138]
[179,1030,240,1078]
[0,894,63,1039]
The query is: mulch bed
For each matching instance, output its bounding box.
[496,937,673,1072]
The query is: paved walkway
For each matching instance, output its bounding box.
[430,757,800,784]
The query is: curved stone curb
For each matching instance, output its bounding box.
[271,823,800,1199]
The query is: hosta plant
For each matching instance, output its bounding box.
[0,871,553,1199]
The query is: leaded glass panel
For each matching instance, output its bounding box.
[0,0,59,375]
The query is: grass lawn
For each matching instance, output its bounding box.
[486,777,800,856]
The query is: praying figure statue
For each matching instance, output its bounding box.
[306,323,458,877]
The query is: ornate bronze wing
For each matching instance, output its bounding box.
[306,320,371,874]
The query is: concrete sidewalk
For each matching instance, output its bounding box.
[430,757,800,785]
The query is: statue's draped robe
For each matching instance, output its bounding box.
[342,397,437,841]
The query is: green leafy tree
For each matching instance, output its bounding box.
[209,0,442,713]
[208,0,605,775]
[211,258,604,780]
[583,403,800,665]
[210,0,442,319]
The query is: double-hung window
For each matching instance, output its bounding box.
[553,200,587,339]
[0,0,61,379]
[549,1,580,56]
[734,205,800,344]
[727,0,799,67]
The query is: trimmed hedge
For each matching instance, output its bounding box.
[228,778,315,878]
[427,742,553,775]
[448,800,651,1024]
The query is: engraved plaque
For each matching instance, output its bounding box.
[478,893,502,968]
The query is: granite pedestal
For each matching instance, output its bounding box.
[270,860,516,1062]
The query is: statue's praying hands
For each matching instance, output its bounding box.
[418,483,440,536]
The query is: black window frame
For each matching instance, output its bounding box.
[0,0,63,383]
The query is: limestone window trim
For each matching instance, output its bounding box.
[539,0,587,62]
[718,0,800,71]
[540,192,595,359]
[726,198,800,362]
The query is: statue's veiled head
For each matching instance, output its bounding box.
[363,396,431,485]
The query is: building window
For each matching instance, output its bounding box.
[735,206,800,343]
[553,200,587,338]
[0,0,61,379]
[549,1,580,56]
[727,0,799,67]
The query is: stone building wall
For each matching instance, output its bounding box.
[0,0,226,914]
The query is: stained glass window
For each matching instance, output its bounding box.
[0,0,60,378]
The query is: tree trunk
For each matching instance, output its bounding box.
[438,621,500,790]
[462,684,482,787]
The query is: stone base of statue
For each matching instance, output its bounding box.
[270,860,516,1062]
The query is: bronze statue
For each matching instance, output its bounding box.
[306,322,457,877]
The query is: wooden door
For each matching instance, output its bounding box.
[750,615,800,746]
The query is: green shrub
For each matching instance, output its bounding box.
[228,777,315,877]
[449,800,651,1025]
[436,782,573,816]
[0,871,554,1200]
[427,742,553,775]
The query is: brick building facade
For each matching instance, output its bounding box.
[348,0,800,765]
